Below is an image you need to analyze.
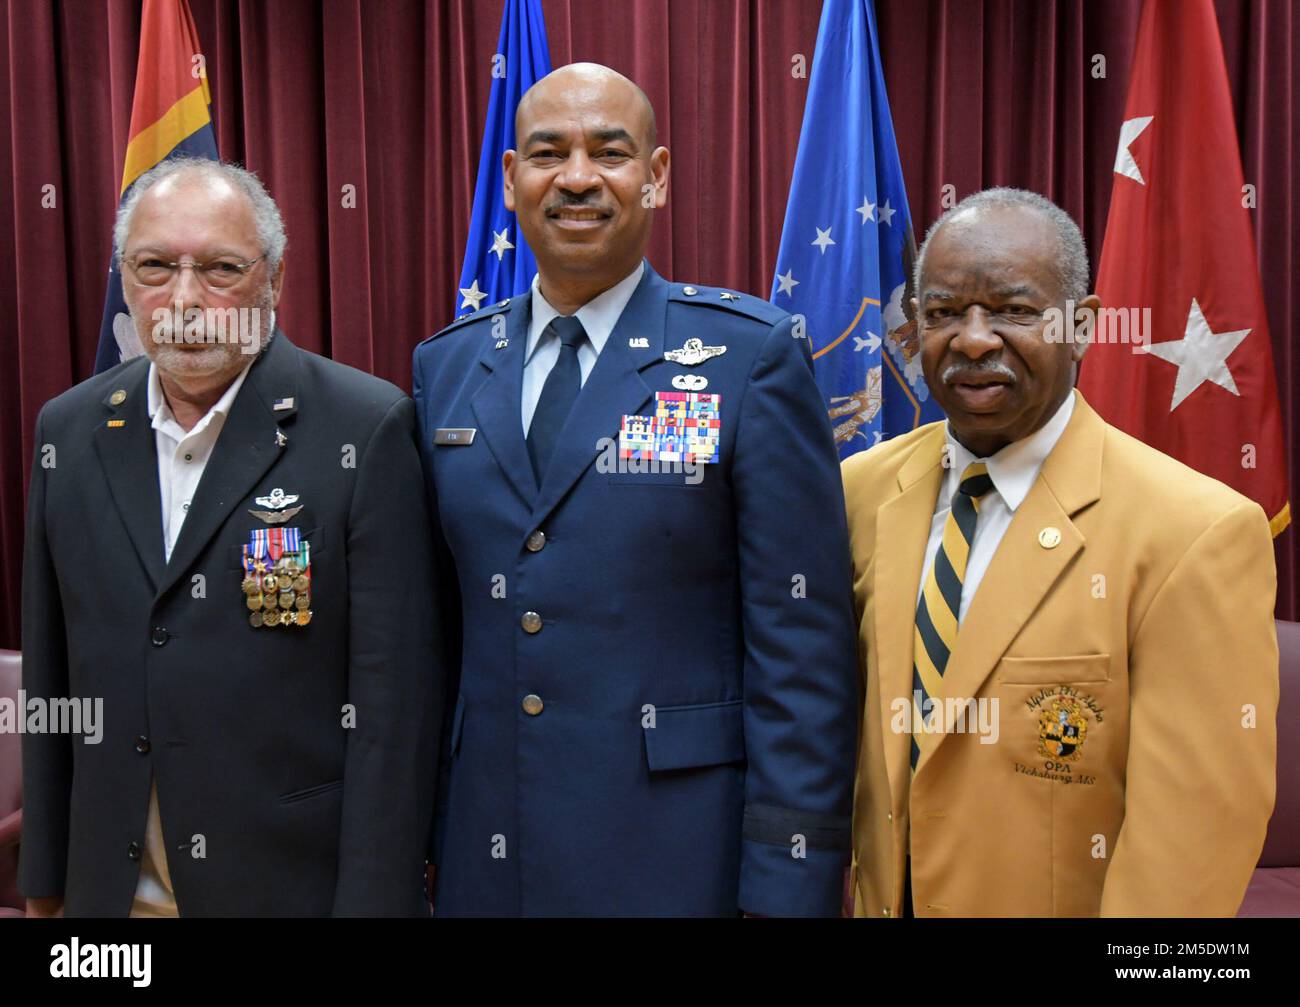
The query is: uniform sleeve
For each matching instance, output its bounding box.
[18,405,73,899]
[1099,499,1278,916]
[731,318,859,917]
[331,395,444,916]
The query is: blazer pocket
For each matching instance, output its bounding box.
[608,469,709,488]
[643,698,745,771]
[279,778,343,804]
[995,653,1110,684]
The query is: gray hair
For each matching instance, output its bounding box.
[913,187,1089,304]
[113,157,287,270]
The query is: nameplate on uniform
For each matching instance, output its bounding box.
[619,392,721,464]
[434,428,477,446]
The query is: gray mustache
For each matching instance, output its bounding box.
[941,360,1016,385]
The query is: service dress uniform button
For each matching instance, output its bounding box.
[522,694,544,716]
[525,530,546,552]
[127,842,142,861]
[150,626,169,647]
[134,736,150,754]
[521,611,543,634]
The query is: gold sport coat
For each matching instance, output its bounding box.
[842,391,1278,917]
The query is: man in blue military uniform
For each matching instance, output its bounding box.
[413,63,857,916]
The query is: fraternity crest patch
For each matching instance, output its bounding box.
[1037,696,1089,760]
[619,391,721,464]
[1014,685,1104,786]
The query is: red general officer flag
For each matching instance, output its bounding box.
[1078,0,1289,535]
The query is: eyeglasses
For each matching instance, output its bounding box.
[123,253,266,290]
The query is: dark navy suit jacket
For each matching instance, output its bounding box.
[20,332,442,916]
[413,263,857,916]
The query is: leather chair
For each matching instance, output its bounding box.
[1237,620,1300,916]
[0,648,23,916]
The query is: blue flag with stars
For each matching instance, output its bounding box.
[770,0,942,458]
[454,0,552,318]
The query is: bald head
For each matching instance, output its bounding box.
[504,61,669,309]
[516,62,657,150]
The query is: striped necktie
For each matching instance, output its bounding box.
[911,461,994,770]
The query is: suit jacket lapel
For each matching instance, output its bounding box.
[155,332,300,600]
[469,296,535,508]
[93,361,165,591]
[922,392,1105,769]
[529,264,666,526]
[874,425,946,807]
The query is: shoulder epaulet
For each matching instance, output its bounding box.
[666,283,788,326]
[419,294,522,347]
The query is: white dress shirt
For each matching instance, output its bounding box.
[147,360,253,561]
[131,359,252,917]
[916,391,1076,624]
[521,260,644,435]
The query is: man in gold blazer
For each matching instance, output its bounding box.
[843,188,1278,918]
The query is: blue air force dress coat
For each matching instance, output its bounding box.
[412,263,858,916]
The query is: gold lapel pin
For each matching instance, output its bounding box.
[109,389,126,405]
[1038,527,1062,549]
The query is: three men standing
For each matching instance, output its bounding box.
[18,69,1278,921]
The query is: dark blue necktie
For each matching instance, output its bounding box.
[527,315,587,484]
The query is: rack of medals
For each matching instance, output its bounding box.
[242,527,312,628]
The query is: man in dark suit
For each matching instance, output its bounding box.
[20,158,442,916]
[413,63,857,916]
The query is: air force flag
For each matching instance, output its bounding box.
[771,0,941,457]
[453,0,552,318]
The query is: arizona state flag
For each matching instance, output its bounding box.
[92,0,219,374]
[1078,0,1288,534]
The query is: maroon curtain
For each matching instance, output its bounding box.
[1,0,1295,648]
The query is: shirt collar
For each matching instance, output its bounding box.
[525,260,645,364]
[942,390,1076,512]
[147,359,254,435]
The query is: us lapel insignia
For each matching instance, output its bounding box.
[629,337,649,348]
[248,487,303,525]
[664,337,726,366]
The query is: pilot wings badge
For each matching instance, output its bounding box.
[664,338,726,367]
[248,487,304,525]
